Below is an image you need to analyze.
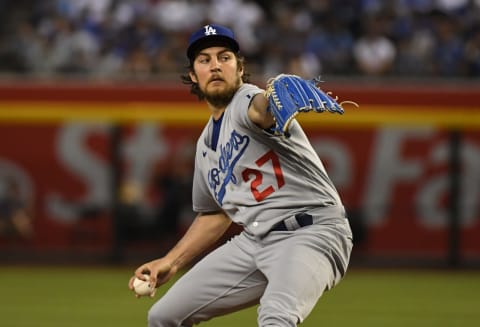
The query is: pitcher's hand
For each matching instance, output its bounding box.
[128,258,178,298]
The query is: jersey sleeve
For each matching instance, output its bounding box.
[192,148,221,213]
[229,84,265,132]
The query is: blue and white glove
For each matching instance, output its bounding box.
[265,74,352,136]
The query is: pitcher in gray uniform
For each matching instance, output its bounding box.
[129,24,353,327]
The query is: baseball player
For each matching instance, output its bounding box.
[129,24,353,327]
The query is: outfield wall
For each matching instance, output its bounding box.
[0,81,479,265]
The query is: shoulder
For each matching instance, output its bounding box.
[234,83,264,103]
[228,83,265,117]
[195,120,212,149]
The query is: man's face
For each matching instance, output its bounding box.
[190,46,243,108]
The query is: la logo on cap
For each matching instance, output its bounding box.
[204,25,217,36]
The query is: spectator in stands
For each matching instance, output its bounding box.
[430,10,466,76]
[353,14,397,75]
[464,26,480,76]
[392,9,436,76]
[304,16,354,75]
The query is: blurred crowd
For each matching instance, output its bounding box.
[0,0,480,81]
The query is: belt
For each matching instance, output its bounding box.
[271,213,314,232]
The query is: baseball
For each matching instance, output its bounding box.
[133,274,155,297]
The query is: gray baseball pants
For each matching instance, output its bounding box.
[147,218,353,327]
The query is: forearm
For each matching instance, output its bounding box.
[248,93,274,129]
[164,212,232,270]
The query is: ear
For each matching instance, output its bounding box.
[238,64,244,77]
[189,71,198,83]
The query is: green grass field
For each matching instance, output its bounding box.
[1,266,479,327]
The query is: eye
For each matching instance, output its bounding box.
[220,54,231,62]
[198,57,209,64]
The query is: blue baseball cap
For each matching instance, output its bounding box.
[187,24,240,61]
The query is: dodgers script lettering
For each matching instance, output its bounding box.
[208,130,249,204]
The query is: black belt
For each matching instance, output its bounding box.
[271,213,314,232]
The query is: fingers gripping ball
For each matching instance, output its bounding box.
[265,74,355,136]
[133,274,155,297]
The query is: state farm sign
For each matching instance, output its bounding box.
[1,123,478,260]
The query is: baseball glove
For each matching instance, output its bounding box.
[265,74,355,136]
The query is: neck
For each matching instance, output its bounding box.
[209,105,225,120]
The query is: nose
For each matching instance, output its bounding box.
[209,57,221,71]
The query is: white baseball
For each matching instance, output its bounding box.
[133,274,155,296]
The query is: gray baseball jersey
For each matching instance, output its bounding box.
[193,83,342,236]
[147,83,353,327]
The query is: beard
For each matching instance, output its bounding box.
[201,77,242,109]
